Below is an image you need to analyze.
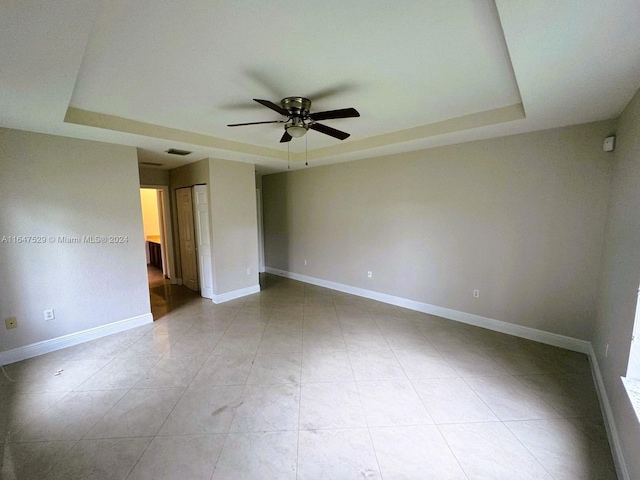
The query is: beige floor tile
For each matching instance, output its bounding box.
[15,389,127,441]
[505,418,617,479]
[301,350,354,383]
[257,331,302,353]
[0,440,76,480]
[297,428,381,479]
[516,373,602,418]
[299,382,366,430]
[85,387,184,438]
[211,332,263,354]
[229,383,300,432]
[348,349,406,381]
[412,377,499,424]
[357,379,433,426]
[163,333,223,357]
[159,385,243,435]
[439,422,553,479]
[370,425,467,479]
[133,355,206,388]
[44,437,151,480]
[465,375,563,421]
[212,431,297,480]
[75,357,158,391]
[393,348,459,379]
[190,353,254,386]
[0,391,68,442]
[127,435,225,480]
[3,274,616,479]
[245,352,301,385]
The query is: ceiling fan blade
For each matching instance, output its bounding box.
[253,99,289,116]
[309,123,350,140]
[227,120,284,127]
[306,83,356,102]
[309,108,360,121]
[280,131,292,143]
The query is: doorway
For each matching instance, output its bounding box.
[140,186,174,281]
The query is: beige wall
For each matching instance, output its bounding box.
[0,128,150,353]
[140,188,160,238]
[139,166,169,186]
[210,158,259,294]
[594,87,640,479]
[167,158,259,296]
[263,120,614,340]
[169,159,209,191]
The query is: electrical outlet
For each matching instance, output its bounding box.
[473,289,480,298]
[44,309,55,321]
[5,317,17,329]
[246,268,252,276]
[367,271,372,278]
[304,259,307,266]
[605,343,609,358]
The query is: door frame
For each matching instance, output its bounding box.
[141,184,177,284]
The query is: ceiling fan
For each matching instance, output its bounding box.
[227,97,360,143]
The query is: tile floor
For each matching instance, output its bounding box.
[0,275,617,479]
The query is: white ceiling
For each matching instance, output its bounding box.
[1,0,639,174]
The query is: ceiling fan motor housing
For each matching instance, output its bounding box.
[281,97,311,118]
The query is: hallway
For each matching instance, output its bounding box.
[148,266,202,321]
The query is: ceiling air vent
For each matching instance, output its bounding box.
[166,148,192,156]
[139,162,163,167]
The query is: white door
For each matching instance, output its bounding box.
[193,184,213,299]
[176,187,198,291]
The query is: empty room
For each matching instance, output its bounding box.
[1,1,640,479]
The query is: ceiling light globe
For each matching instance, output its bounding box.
[287,125,307,138]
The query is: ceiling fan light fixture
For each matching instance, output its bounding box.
[286,124,308,138]
[286,117,308,138]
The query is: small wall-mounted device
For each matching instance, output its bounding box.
[603,135,616,152]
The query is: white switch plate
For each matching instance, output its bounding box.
[44,309,55,321]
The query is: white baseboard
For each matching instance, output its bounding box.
[0,313,153,366]
[212,284,260,304]
[266,268,590,353]
[266,267,629,478]
[587,344,630,480]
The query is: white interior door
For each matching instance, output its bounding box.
[193,184,213,299]
[176,187,198,292]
